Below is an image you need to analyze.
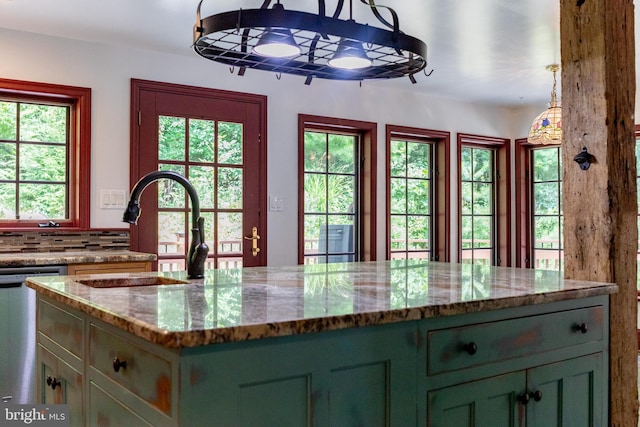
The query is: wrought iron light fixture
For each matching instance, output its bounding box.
[528,64,562,145]
[193,0,429,84]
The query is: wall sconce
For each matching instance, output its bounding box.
[573,147,595,170]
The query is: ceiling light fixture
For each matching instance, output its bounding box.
[193,0,429,85]
[528,64,562,145]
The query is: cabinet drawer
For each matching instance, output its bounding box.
[38,298,84,360]
[89,323,173,417]
[89,381,153,427]
[427,305,603,375]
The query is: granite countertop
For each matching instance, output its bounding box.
[25,260,617,349]
[0,250,157,267]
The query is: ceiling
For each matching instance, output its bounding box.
[0,0,572,106]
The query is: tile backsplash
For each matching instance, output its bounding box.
[0,230,130,253]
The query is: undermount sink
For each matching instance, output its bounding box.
[76,276,189,288]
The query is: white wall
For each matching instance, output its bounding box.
[0,28,536,266]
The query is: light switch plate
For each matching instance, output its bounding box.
[100,190,128,209]
[269,195,284,212]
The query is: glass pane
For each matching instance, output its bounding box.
[461,147,472,181]
[328,134,355,174]
[534,183,560,214]
[534,216,561,248]
[304,174,326,213]
[218,122,243,165]
[158,212,186,255]
[461,182,473,215]
[327,175,354,213]
[18,183,65,219]
[200,212,215,253]
[159,116,185,161]
[190,165,215,209]
[473,149,491,181]
[390,215,406,250]
[461,216,473,249]
[0,183,16,218]
[473,183,493,215]
[407,142,430,178]
[189,119,215,162]
[0,102,17,140]
[533,148,559,182]
[407,179,429,214]
[19,104,66,143]
[390,140,406,176]
[390,178,406,214]
[473,216,492,247]
[0,143,16,180]
[304,132,327,172]
[157,172,186,209]
[407,216,429,250]
[218,212,242,254]
[19,144,66,181]
[217,167,242,210]
[304,215,326,254]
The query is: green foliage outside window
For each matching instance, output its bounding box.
[0,101,68,220]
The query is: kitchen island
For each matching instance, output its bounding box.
[26,260,616,427]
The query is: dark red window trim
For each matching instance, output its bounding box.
[0,78,91,230]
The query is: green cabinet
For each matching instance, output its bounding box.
[34,294,609,427]
[427,354,603,427]
[423,298,608,427]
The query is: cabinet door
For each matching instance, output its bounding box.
[526,353,604,427]
[38,345,84,427]
[427,371,526,427]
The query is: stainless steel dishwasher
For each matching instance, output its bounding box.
[0,264,67,404]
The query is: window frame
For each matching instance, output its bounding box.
[385,125,450,261]
[298,114,377,265]
[457,133,510,265]
[0,78,91,229]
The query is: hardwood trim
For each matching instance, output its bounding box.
[0,78,91,229]
[385,125,450,262]
[298,114,377,264]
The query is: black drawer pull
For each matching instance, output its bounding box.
[46,376,61,390]
[113,357,127,373]
[518,392,530,405]
[573,323,588,334]
[462,342,478,355]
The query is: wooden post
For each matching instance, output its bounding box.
[559,0,638,425]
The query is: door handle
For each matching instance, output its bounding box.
[244,227,261,257]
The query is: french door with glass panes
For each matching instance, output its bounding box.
[130,80,267,270]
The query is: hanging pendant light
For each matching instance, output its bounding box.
[328,39,371,70]
[528,64,562,145]
[252,3,301,58]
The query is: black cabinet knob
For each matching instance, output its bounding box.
[531,390,543,402]
[573,323,588,334]
[46,376,61,390]
[462,342,478,355]
[518,393,530,405]
[113,357,127,373]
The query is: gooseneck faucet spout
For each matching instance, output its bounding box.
[123,171,209,279]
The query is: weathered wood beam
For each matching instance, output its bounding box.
[560,0,637,425]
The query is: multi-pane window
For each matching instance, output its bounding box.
[458,134,510,266]
[0,101,69,221]
[302,131,358,264]
[388,138,432,260]
[157,116,243,271]
[531,147,563,271]
[460,147,495,264]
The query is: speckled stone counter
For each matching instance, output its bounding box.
[0,250,156,267]
[25,259,617,349]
